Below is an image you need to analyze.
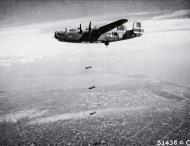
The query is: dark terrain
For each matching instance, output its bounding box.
[0,75,190,146]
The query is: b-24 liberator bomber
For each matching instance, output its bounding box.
[54,19,144,46]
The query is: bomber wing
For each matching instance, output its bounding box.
[95,19,128,34]
[80,19,128,42]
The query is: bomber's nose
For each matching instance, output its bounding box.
[54,31,59,39]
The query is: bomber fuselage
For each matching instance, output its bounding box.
[54,20,144,46]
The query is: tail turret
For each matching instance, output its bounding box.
[133,21,144,37]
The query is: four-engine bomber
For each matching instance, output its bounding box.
[54,19,144,46]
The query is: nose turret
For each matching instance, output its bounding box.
[54,31,60,39]
[54,31,66,40]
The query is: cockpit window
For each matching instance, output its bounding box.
[69,28,76,32]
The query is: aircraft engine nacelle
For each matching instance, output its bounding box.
[133,21,144,37]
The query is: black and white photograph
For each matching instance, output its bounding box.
[0,0,190,145]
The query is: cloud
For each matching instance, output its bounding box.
[153,9,190,20]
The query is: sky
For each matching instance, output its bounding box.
[0,0,190,87]
[0,0,190,26]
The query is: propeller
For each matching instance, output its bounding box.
[79,24,83,34]
[89,21,91,32]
